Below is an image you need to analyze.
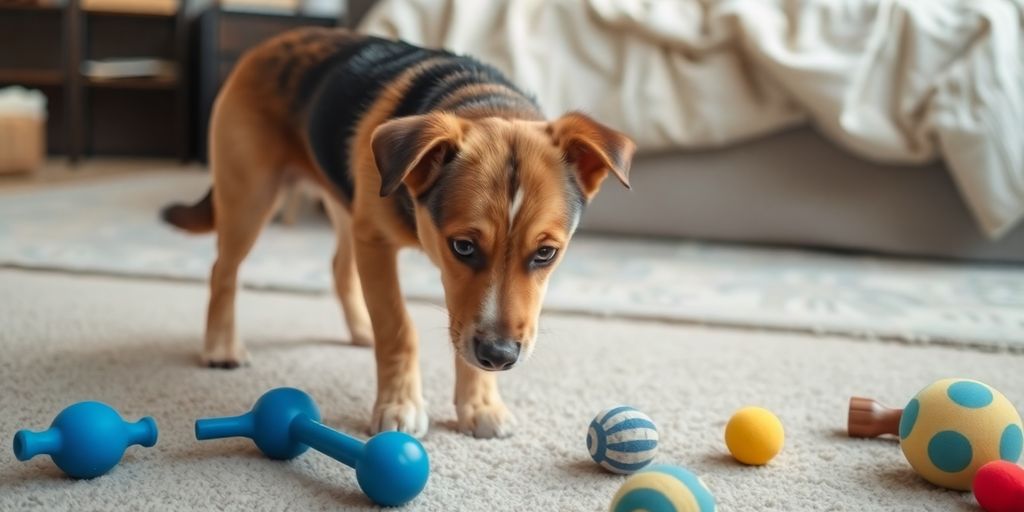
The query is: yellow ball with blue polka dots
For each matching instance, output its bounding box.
[609,464,715,512]
[899,378,1023,490]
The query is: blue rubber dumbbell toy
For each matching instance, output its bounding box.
[194,387,429,507]
[13,401,158,478]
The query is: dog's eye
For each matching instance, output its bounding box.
[532,246,558,265]
[451,239,476,258]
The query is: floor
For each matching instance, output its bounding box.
[5,168,1022,353]
[0,268,1015,511]
[0,158,191,192]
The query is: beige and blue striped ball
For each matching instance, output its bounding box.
[588,406,659,474]
[610,465,716,512]
[899,378,1023,490]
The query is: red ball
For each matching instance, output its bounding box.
[973,461,1024,512]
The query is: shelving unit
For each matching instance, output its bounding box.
[78,2,190,160]
[0,1,72,155]
[0,0,190,162]
[2,0,349,163]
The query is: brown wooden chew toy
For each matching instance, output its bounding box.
[848,397,903,438]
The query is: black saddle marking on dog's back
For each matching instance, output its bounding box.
[303,38,434,202]
[299,35,540,234]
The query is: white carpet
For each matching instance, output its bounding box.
[1,171,1023,350]
[0,269,1020,511]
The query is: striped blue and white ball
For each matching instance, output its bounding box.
[587,405,659,474]
[610,465,716,512]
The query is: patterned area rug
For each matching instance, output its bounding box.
[2,171,1022,349]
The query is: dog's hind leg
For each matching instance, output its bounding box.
[202,95,287,368]
[323,198,374,347]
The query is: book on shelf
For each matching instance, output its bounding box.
[220,0,342,16]
[221,0,297,11]
[81,0,177,15]
[80,58,176,80]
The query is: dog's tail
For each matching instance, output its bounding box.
[161,188,215,234]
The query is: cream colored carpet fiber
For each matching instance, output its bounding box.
[0,269,1020,511]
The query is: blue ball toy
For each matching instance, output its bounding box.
[610,465,716,512]
[13,401,158,479]
[588,405,659,474]
[195,387,429,507]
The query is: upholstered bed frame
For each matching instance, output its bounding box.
[584,127,1024,263]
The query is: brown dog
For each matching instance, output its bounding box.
[163,28,634,438]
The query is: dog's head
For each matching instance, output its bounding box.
[372,112,634,371]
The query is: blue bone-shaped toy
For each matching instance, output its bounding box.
[194,387,429,507]
[13,401,158,478]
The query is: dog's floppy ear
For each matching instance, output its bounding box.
[548,112,635,200]
[371,113,464,197]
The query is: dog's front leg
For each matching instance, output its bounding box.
[355,236,428,437]
[455,357,515,438]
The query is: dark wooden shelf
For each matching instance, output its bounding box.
[0,3,63,13]
[0,68,64,86]
[83,75,178,90]
[83,8,176,19]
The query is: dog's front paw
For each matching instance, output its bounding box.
[200,344,249,369]
[372,398,428,437]
[457,399,516,439]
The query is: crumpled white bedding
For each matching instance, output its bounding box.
[359,0,1024,238]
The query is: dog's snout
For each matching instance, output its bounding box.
[473,337,521,371]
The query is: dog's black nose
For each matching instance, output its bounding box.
[473,337,521,371]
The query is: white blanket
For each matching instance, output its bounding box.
[360,0,1024,238]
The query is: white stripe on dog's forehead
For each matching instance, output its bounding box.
[508,187,524,233]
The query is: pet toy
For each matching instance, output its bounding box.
[848,378,1022,490]
[724,406,784,465]
[972,460,1024,512]
[609,464,716,512]
[195,387,429,506]
[587,405,659,474]
[13,401,157,478]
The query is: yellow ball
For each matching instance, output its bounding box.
[725,406,784,465]
[898,378,1023,490]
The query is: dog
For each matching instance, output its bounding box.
[163,28,634,438]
